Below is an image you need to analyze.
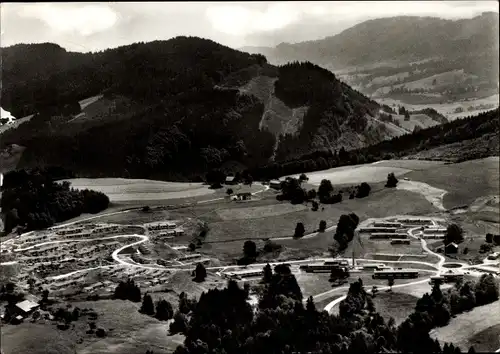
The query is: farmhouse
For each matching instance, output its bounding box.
[235,192,252,201]
[445,242,459,254]
[225,176,237,185]
[269,180,282,190]
[15,299,39,318]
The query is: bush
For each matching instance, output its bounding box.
[385,173,398,188]
[319,220,327,232]
[96,327,107,338]
[294,222,305,238]
[194,263,207,282]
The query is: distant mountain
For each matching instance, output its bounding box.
[0,37,405,180]
[242,13,499,104]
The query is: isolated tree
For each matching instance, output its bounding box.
[311,200,319,211]
[142,206,150,212]
[226,188,233,196]
[404,111,410,121]
[243,240,258,259]
[366,296,376,313]
[444,224,464,245]
[319,220,327,232]
[188,243,196,252]
[306,296,316,312]
[294,222,305,238]
[385,173,399,188]
[140,293,155,315]
[371,286,379,298]
[299,173,309,183]
[155,299,174,321]
[194,263,207,282]
[486,233,493,243]
[387,277,395,292]
[263,264,273,283]
[318,179,334,203]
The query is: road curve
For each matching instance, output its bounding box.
[323,276,434,313]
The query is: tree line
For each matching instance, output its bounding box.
[168,263,494,354]
[1,167,109,233]
[251,108,499,181]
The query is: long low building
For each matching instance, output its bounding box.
[397,218,433,225]
[423,228,446,234]
[373,222,403,228]
[359,227,399,233]
[372,269,419,279]
[301,260,349,273]
[225,268,264,279]
[369,232,408,239]
[391,239,411,245]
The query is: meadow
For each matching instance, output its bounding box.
[430,300,500,352]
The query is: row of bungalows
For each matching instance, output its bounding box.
[390,239,411,245]
[147,222,176,231]
[372,269,419,279]
[373,221,403,228]
[370,232,409,239]
[56,227,85,236]
[359,227,400,234]
[300,260,349,273]
[429,271,464,285]
[91,225,120,234]
[225,268,264,279]
[423,227,446,234]
[24,244,59,257]
[177,253,202,262]
[158,228,184,237]
[396,218,433,226]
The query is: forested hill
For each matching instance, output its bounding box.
[242,12,499,69]
[0,37,394,181]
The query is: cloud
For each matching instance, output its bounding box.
[17,3,118,36]
[205,3,301,36]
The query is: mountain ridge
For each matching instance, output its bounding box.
[0,36,406,180]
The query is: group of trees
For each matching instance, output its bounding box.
[171,265,485,354]
[398,274,499,353]
[1,168,109,233]
[140,294,175,321]
[334,213,360,250]
[443,224,464,246]
[485,233,500,245]
[113,279,141,302]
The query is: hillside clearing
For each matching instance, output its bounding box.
[61,178,216,202]
[430,300,500,352]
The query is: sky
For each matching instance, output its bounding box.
[0,1,498,52]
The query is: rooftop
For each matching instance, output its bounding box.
[15,300,39,313]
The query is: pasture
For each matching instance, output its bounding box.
[62,178,216,202]
[372,292,419,325]
[430,300,500,352]
[288,164,411,186]
[405,157,500,209]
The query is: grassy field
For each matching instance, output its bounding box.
[405,157,500,210]
[288,164,412,186]
[430,300,500,352]
[62,178,216,202]
[197,187,436,262]
[0,299,185,354]
[372,292,419,325]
